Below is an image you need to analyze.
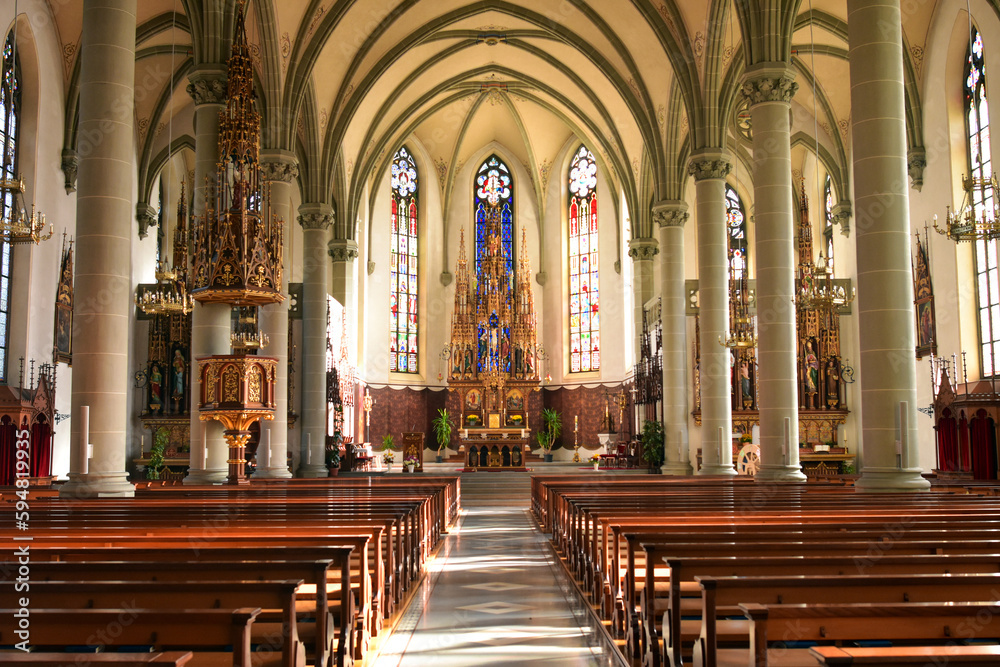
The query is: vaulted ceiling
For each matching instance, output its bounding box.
[41,0,953,239]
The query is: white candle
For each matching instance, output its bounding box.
[202,427,208,468]
[307,433,312,465]
[140,434,144,454]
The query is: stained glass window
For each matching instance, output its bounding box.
[568,145,600,373]
[967,28,999,376]
[0,30,19,384]
[824,175,834,271]
[389,147,418,373]
[725,184,747,280]
[474,155,514,278]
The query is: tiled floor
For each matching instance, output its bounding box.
[374,473,622,666]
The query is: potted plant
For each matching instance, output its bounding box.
[536,430,552,460]
[539,408,562,462]
[381,434,395,472]
[431,408,455,463]
[640,419,665,473]
[404,454,419,473]
[146,429,168,481]
[326,431,342,477]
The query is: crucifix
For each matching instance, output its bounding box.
[362,389,374,444]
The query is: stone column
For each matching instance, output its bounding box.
[629,237,659,362]
[654,201,693,475]
[847,0,930,491]
[255,150,298,478]
[61,0,138,498]
[742,64,807,482]
[297,204,333,477]
[689,150,736,475]
[184,65,230,485]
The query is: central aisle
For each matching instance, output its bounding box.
[374,473,621,666]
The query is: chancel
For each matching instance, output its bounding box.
[3,0,1000,664]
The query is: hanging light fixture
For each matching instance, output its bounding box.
[0,1,52,246]
[134,0,193,316]
[936,0,1000,243]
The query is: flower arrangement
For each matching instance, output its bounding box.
[383,450,395,464]
[739,433,753,443]
[466,414,480,426]
[404,454,419,467]
[589,454,601,465]
[508,414,523,425]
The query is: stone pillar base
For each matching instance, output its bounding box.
[297,464,329,478]
[183,468,228,485]
[661,461,693,476]
[754,464,807,483]
[254,466,293,479]
[855,467,931,492]
[698,464,738,476]
[59,472,134,498]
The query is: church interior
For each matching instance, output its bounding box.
[4,0,1000,664]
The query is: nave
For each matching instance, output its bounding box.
[374,473,621,667]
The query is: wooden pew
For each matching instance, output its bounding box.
[0,608,261,667]
[0,652,195,666]
[0,580,305,667]
[690,573,1000,667]
[810,645,1000,666]
[739,601,1000,667]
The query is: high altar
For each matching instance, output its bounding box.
[448,171,540,469]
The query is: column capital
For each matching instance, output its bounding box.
[298,202,334,230]
[186,65,228,106]
[831,200,853,238]
[329,238,359,262]
[628,237,659,261]
[687,149,732,182]
[652,199,689,228]
[61,149,79,194]
[136,202,157,240]
[260,149,299,183]
[741,62,798,106]
[907,147,927,192]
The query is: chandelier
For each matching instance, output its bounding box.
[135,260,194,315]
[721,271,757,349]
[796,253,855,310]
[933,174,1000,243]
[0,177,53,245]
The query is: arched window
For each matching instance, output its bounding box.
[474,154,513,278]
[389,147,418,373]
[725,184,747,280]
[824,175,834,270]
[967,27,998,376]
[0,30,20,384]
[568,145,600,373]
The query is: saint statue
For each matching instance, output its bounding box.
[149,365,163,413]
[804,341,819,408]
[172,349,186,403]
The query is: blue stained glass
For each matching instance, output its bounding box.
[474,155,515,278]
[0,30,16,383]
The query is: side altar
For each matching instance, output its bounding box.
[447,160,541,470]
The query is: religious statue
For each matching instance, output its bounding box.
[804,340,819,408]
[825,358,840,408]
[172,349,186,403]
[739,360,752,408]
[149,364,163,414]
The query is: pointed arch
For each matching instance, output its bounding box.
[568,145,600,373]
[389,145,419,374]
[473,154,515,280]
[967,25,998,376]
[725,183,747,281]
[0,28,20,383]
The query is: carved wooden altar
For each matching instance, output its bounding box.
[402,432,424,472]
[447,177,540,465]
